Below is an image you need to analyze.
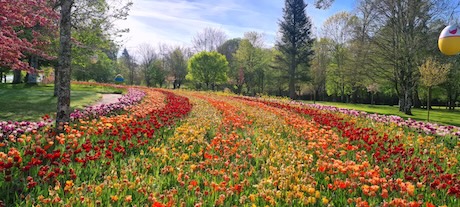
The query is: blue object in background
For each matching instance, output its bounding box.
[114,74,124,84]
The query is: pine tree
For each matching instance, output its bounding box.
[122,48,135,85]
[276,0,314,99]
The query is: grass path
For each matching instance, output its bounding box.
[0,83,122,121]
[303,101,460,126]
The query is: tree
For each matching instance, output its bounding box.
[137,43,158,86]
[276,0,314,99]
[218,38,241,92]
[167,47,188,89]
[310,38,330,103]
[0,68,9,83]
[234,32,269,95]
[347,0,379,103]
[56,0,73,128]
[369,0,433,115]
[149,59,166,87]
[72,51,115,82]
[419,57,450,121]
[366,83,380,105]
[322,12,355,102]
[443,61,460,110]
[0,0,57,71]
[192,27,227,52]
[218,38,241,63]
[71,26,118,82]
[187,51,228,90]
[314,0,334,9]
[121,48,136,85]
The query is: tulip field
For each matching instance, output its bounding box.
[1,83,459,207]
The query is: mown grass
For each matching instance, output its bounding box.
[303,101,460,127]
[0,83,123,121]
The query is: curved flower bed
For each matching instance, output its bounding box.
[0,86,145,142]
[283,101,460,138]
[0,88,192,205]
[70,88,145,121]
[2,90,459,206]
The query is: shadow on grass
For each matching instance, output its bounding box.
[0,83,103,121]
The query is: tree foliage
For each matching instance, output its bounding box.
[419,57,451,121]
[322,12,356,102]
[419,57,451,88]
[187,51,228,90]
[0,0,58,71]
[310,38,330,102]
[234,32,270,95]
[370,0,433,115]
[167,47,189,89]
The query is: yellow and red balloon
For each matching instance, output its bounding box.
[438,25,460,56]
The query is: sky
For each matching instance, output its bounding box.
[114,0,356,54]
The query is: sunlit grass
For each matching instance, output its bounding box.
[0,83,122,121]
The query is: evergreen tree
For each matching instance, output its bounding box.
[122,48,135,85]
[276,0,314,99]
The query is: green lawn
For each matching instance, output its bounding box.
[303,101,460,127]
[0,83,123,121]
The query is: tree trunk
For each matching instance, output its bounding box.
[235,84,242,94]
[451,96,455,110]
[453,92,458,110]
[447,91,458,110]
[0,72,2,83]
[427,87,431,121]
[447,93,453,110]
[288,62,296,99]
[341,83,345,103]
[351,87,358,103]
[129,66,134,85]
[413,88,422,109]
[56,0,73,129]
[313,89,317,104]
[27,56,39,85]
[54,65,59,96]
[145,77,150,87]
[371,93,374,105]
[12,70,22,84]
[403,89,413,115]
[399,97,404,112]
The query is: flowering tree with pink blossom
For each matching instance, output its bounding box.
[0,0,58,71]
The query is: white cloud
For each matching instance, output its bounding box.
[114,0,354,56]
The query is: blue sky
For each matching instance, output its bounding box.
[115,0,356,53]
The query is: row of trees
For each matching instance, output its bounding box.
[114,0,460,116]
[2,0,460,125]
[116,6,313,98]
[309,0,460,114]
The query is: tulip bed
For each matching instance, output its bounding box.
[1,84,459,207]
